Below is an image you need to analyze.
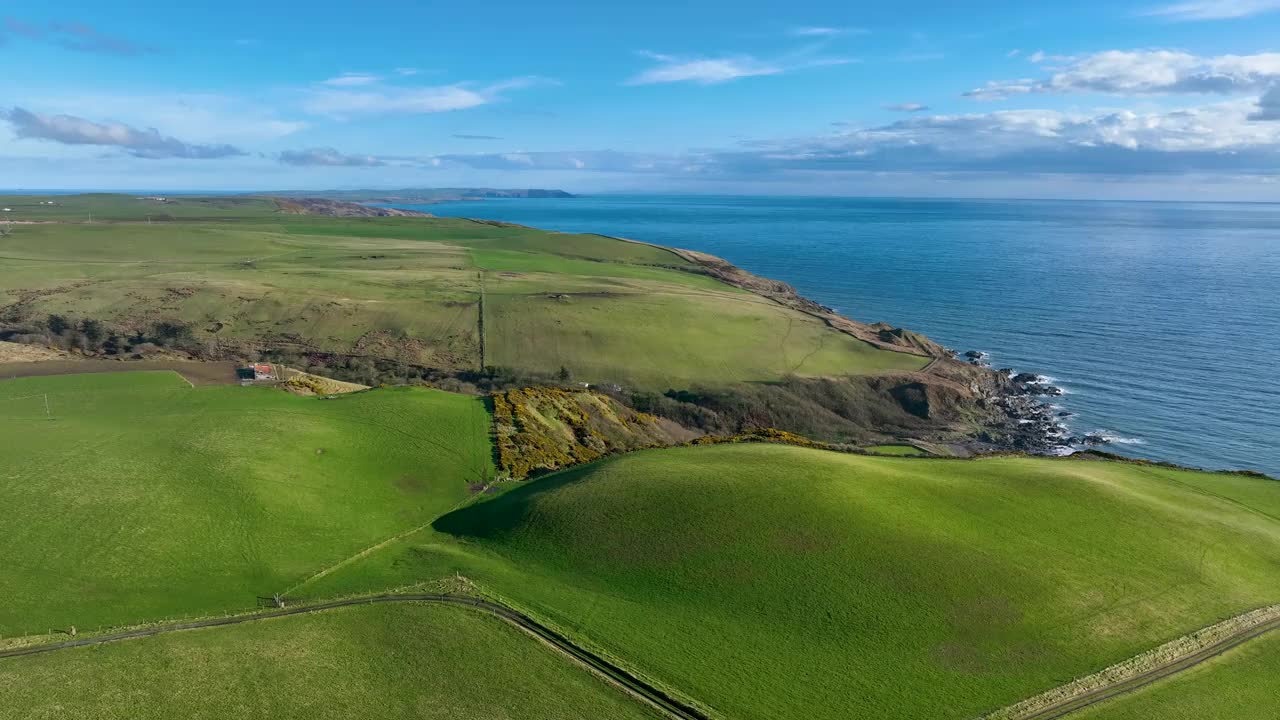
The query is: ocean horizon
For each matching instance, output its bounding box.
[390,194,1280,477]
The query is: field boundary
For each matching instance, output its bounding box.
[980,603,1280,719]
[0,592,709,720]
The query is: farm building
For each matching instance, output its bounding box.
[236,363,276,381]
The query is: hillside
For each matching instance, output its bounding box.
[267,188,574,204]
[2,373,1278,718]
[0,372,492,635]
[1073,629,1280,720]
[304,444,1280,720]
[0,602,657,720]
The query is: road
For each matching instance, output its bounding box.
[0,593,708,720]
[1014,613,1280,719]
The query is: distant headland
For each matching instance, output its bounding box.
[264,188,574,205]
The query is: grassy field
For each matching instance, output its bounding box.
[1072,629,1280,720]
[0,371,492,636]
[0,603,659,720]
[0,194,925,386]
[307,445,1280,720]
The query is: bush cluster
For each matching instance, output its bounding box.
[1,314,215,358]
[493,387,609,479]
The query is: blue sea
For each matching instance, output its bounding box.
[394,195,1280,476]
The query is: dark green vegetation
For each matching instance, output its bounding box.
[1073,630,1280,720]
[0,371,491,636]
[311,445,1280,720]
[0,603,658,720]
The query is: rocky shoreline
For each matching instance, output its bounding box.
[962,353,1111,456]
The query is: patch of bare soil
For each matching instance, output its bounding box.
[0,341,68,362]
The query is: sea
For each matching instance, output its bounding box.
[389,195,1280,477]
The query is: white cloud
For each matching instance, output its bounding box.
[627,52,783,85]
[278,147,385,166]
[321,73,381,87]
[2,107,244,159]
[1143,0,1280,20]
[10,93,307,145]
[967,49,1280,99]
[426,99,1280,177]
[627,48,852,86]
[791,26,864,37]
[394,67,420,76]
[303,77,548,117]
[885,103,930,112]
[1252,86,1280,119]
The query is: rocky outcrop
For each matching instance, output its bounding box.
[271,198,434,218]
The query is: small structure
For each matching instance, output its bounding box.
[236,363,276,382]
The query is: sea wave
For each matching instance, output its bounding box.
[1091,431,1145,445]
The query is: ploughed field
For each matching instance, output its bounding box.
[0,197,926,388]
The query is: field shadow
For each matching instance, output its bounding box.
[433,462,599,539]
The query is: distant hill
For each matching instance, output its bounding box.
[266,188,574,204]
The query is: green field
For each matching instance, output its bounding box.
[308,444,1280,720]
[0,371,492,636]
[0,603,658,720]
[4,196,1277,718]
[0,196,925,387]
[1073,629,1280,720]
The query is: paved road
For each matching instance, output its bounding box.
[0,593,708,720]
[1016,613,1280,719]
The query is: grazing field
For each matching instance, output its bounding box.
[310,445,1280,720]
[0,371,492,636]
[1072,629,1280,720]
[0,603,658,720]
[0,195,925,386]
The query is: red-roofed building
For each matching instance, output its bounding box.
[237,363,275,382]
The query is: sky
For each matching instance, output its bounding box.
[2,0,1280,200]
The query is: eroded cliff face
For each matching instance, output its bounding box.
[272,198,434,217]
[669,246,1063,454]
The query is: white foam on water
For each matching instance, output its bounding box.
[1092,430,1146,445]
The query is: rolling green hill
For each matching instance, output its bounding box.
[0,371,492,636]
[0,603,658,720]
[308,444,1280,720]
[1073,629,1280,720]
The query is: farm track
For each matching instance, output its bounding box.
[0,593,709,720]
[1009,613,1280,719]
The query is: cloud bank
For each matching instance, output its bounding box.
[3,107,244,159]
[966,50,1280,99]
[303,76,549,116]
[277,147,385,167]
[1144,0,1280,20]
[2,17,153,55]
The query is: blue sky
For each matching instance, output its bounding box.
[3,0,1280,199]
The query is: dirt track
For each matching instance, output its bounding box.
[1012,613,1280,719]
[0,359,240,386]
[0,593,708,720]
